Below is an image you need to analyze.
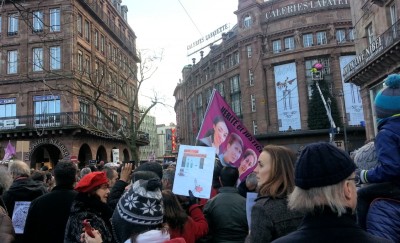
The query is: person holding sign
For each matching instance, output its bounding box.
[218,133,244,167]
[199,116,229,155]
[246,145,303,242]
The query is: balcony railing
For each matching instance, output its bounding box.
[0,112,149,143]
[343,19,400,82]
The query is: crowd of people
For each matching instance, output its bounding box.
[0,74,399,243]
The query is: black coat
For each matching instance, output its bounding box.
[23,185,77,243]
[272,208,393,243]
[64,193,114,243]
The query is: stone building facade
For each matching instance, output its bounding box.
[0,0,147,168]
[344,0,400,140]
[174,0,366,152]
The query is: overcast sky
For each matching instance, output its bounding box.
[125,1,238,125]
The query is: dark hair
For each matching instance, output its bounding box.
[226,133,243,149]
[45,172,53,183]
[132,171,159,183]
[134,162,163,179]
[31,170,45,182]
[220,166,239,187]
[54,161,77,187]
[162,190,188,234]
[204,115,226,142]
[258,145,296,198]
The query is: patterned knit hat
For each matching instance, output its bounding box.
[112,179,163,243]
[374,74,400,119]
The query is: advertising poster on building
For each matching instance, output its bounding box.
[196,90,262,181]
[166,129,172,152]
[339,56,365,126]
[173,145,216,199]
[274,63,301,131]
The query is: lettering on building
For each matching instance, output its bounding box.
[265,0,349,20]
[25,138,69,161]
[187,24,229,50]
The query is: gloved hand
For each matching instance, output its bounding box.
[355,168,368,185]
[188,190,198,207]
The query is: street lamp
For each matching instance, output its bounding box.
[338,91,348,152]
[312,64,336,143]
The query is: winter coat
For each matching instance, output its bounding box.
[367,116,400,184]
[169,204,208,243]
[367,198,400,242]
[245,196,304,242]
[272,208,393,243]
[0,205,15,243]
[23,185,77,243]
[203,187,248,243]
[64,193,113,243]
[2,177,47,217]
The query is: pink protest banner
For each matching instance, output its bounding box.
[196,89,262,181]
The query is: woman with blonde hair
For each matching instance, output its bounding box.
[245,145,304,242]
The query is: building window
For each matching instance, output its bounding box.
[249,69,254,86]
[205,88,212,106]
[77,14,82,35]
[110,112,118,123]
[247,45,252,58]
[243,15,252,28]
[50,46,61,70]
[85,55,90,76]
[8,13,18,36]
[303,33,313,47]
[94,30,99,49]
[33,11,44,32]
[96,108,103,128]
[84,20,90,42]
[366,23,374,45]
[50,8,60,32]
[33,48,43,72]
[34,95,61,126]
[348,28,355,41]
[0,98,17,118]
[215,82,224,98]
[251,94,256,112]
[7,50,18,74]
[77,50,83,72]
[233,51,240,66]
[230,75,241,116]
[284,37,295,50]
[252,120,258,135]
[390,3,397,26]
[79,101,89,125]
[336,29,346,43]
[316,31,327,45]
[197,93,203,126]
[100,35,105,54]
[0,16,2,35]
[272,40,282,53]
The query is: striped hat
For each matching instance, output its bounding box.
[374,74,400,119]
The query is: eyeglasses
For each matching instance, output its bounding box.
[347,177,360,185]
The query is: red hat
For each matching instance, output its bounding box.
[75,171,108,193]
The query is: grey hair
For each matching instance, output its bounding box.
[80,167,92,179]
[288,180,348,216]
[245,172,257,187]
[8,160,31,178]
[0,166,12,194]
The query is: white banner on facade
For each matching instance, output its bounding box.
[112,149,120,163]
[339,56,365,126]
[274,62,301,131]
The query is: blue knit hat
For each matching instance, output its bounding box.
[295,142,356,189]
[374,74,400,119]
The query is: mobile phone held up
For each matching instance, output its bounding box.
[83,219,95,238]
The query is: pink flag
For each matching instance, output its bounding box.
[3,141,16,161]
[196,89,262,181]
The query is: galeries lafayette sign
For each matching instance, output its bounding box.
[264,0,349,20]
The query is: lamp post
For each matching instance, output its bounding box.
[339,90,348,152]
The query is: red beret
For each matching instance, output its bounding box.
[75,172,108,193]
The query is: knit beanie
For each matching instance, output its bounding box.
[352,141,378,170]
[112,179,163,243]
[74,171,108,193]
[295,142,356,189]
[374,73,400,119]
[134,162,163,179]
